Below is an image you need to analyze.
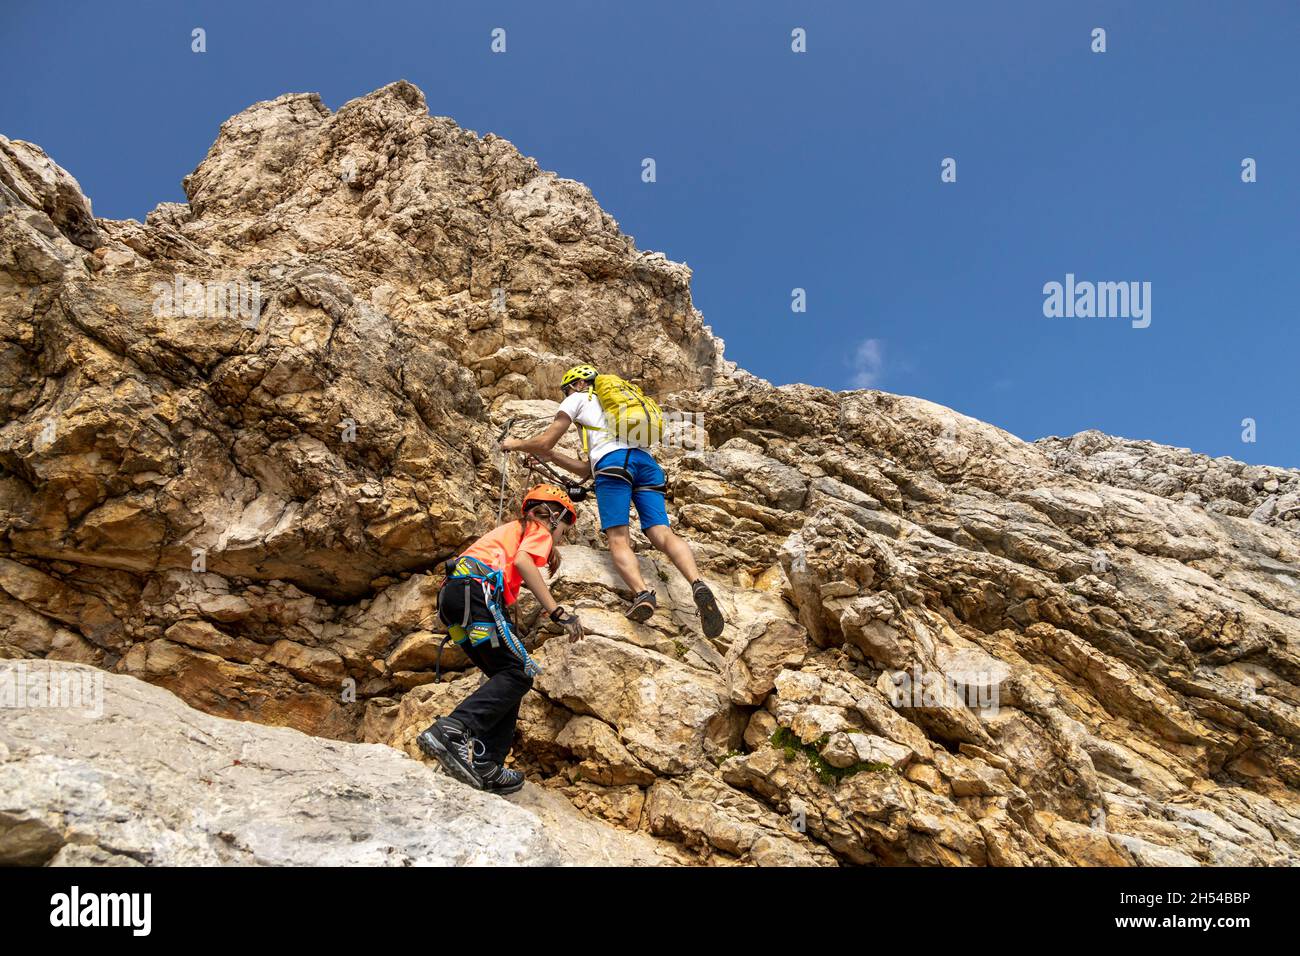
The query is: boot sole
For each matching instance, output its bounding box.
[694,588,725,639]
[417,729,484,791]
[626,600,655,623]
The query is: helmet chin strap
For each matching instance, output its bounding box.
[528,502,564,532]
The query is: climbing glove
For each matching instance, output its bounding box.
[550,605,585,642]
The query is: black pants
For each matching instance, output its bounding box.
[451,640,532,764]
[439,579,532,765]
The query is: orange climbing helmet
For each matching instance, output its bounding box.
[522,483,577,525]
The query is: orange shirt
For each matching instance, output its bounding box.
[459,520,554,605]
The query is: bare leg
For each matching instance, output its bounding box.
[645,525,723,637]
[604,525,649,593]
[644,524,701,584]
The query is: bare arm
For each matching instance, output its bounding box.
[516,535,585,642]
[514,552,559,614]
[537,448,591,480]
[502,415,569,455]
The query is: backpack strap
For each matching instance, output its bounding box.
[576,388,602,457]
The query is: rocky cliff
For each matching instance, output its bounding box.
[2,81,1298,866]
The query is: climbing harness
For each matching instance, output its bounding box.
[593,447,667,496]
[434,554,541,681]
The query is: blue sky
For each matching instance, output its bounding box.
[3,0,1296,466]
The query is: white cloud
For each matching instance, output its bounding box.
[848,338,884,388]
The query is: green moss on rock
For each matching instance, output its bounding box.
[771,727,894,785]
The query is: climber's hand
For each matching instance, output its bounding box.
[564,613,585,642]
[547,548,562,577]
[553,608,584,642]
[501,437,522,452]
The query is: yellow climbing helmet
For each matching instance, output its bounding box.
[560,364,598,390]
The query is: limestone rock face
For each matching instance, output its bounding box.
[0,661,676,866]
[2,83,1299,866]
[1037,430,1300,528]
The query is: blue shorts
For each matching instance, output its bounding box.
[593,448,670,532]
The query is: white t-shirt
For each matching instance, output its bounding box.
[557,390,633,466]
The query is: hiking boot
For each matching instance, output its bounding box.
[477,760,526,795]
[416,716,485,790]
[626,589,657,623]
[692,580,725,639]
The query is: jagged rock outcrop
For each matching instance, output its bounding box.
[2,82,1299,866]
[1037,430,1300,529]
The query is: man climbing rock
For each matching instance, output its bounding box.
[502,364,726,639]
[417,485,585,794]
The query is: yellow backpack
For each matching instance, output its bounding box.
[580,374,665,453]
